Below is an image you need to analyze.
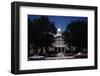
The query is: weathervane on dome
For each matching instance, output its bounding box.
[57,25,61,32]
[56,25,62,36]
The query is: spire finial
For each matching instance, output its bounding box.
[58,28,61,32]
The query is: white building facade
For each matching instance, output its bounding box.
[52,28,69,54]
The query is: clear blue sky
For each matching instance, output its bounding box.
[28,15,87,31]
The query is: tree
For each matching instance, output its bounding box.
[63,20,87,52]
[28,16,57,56]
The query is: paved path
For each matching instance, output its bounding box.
[45,56,75,60]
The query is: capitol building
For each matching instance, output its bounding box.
[51,27,69,55]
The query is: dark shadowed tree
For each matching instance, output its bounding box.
[28,16,57,56]
[63,20,87,52]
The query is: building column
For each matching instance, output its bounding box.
[61,48,62,53]
[57,48,59,53]
[64,48,65,55]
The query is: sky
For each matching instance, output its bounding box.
[28,15,87,32]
